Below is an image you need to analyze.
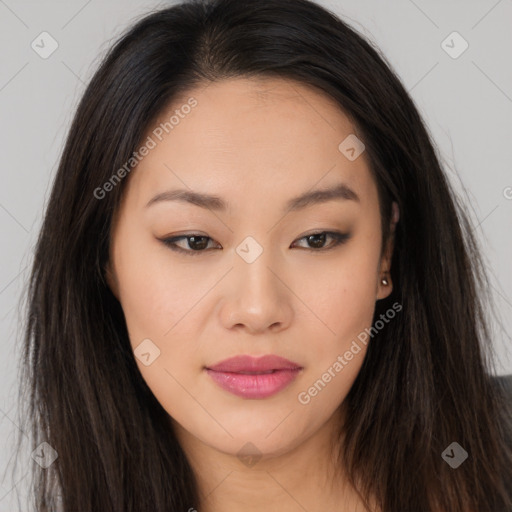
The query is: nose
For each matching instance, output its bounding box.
[218,244,294,335]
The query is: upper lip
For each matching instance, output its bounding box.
[205,355,302,373]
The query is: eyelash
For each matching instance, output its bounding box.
[160,231,350,256]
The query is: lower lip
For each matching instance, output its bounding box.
[205,368,302,399]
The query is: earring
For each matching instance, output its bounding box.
[381,276,389,286]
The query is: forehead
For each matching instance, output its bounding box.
[122,77,376,212]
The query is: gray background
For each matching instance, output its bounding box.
[0,0,511,509]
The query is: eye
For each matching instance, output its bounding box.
[159,231,350,256]
[160,234,220,256]
[291,231,350,251]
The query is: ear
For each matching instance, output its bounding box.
[104,261,120,300]
[376,201,399,300]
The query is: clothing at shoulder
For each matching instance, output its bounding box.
[491,373,512,398]
[491,374,512,512]
[490,373,512,443]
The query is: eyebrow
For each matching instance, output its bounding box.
[145,182,359,212]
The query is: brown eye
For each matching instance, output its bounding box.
[161,234,220,255]
[291,231,350,251]
[184,235,210,250]
[160,230,350,256]
[306,233,328,249]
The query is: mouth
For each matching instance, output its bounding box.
[232,370,278,374]
[205,354,303,399]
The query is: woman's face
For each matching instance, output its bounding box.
[107,77,393,459]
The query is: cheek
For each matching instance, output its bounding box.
[296,244,380,354]
[318,265,376,327]
[291,254,378,415]
[112,234,209,413]
[113,228,209,342]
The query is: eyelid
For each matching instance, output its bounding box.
[160,234,219,256]
[159,230,350,256]
[291,231,350,250]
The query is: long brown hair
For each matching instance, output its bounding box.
[14,0,512,510]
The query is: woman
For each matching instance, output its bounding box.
[16,0,512,510]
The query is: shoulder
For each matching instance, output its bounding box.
[489,373,512,441]
[488,374,512,510]
[490,373,512,398]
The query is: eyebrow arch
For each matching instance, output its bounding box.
[145,182,359,212]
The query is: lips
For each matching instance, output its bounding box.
[205,355,303,399]
[206,354,301,373]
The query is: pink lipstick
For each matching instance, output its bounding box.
[205,354,302,399]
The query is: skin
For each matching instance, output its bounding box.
[106,77,396,512]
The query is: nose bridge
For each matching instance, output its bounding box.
[220,234,292,332]
[235,234,281,303]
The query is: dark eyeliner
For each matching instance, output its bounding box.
[159,231,350,255]
[159,235,216,256]
[291,231,350,252]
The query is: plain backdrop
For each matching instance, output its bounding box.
[0,0,511,510]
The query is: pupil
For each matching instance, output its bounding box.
[189,236,208,250]
[308,233,326,248]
